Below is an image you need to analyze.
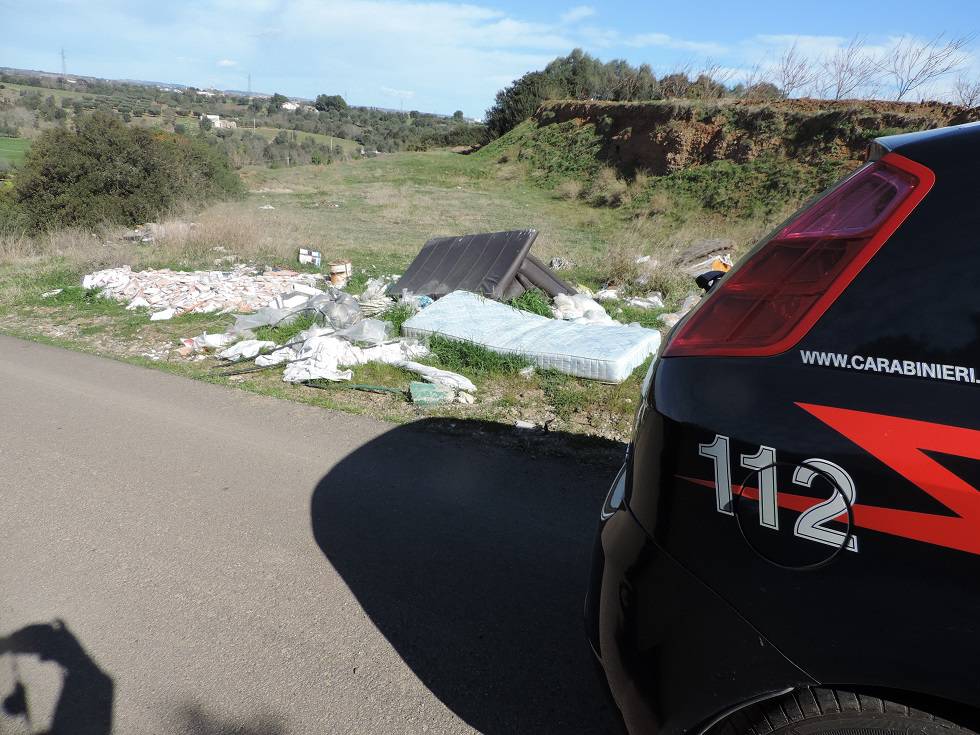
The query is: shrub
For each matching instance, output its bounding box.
[13,112,244,231]
[587,166,629,207]
[554,179,583,200]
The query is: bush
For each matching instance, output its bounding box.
[13,112,244,231]
[554,180,583,200]
[587,166,629,207]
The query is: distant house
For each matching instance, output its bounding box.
[280,101,300,111]
[200,113,237,130]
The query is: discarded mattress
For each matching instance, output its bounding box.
[402,290,661,383]
[387,229,574,301]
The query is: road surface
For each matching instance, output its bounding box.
[0,336,623,734]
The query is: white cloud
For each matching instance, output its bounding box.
[560,5,594,24]
[6,2,976,116]
[381,85,415,99]
[625,32,726,56]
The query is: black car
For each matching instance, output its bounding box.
[587,122,980,735]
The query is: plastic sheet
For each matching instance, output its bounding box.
[218,340,277,362]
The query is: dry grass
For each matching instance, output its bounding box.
[587,166,629,207]
[554,179,584,200]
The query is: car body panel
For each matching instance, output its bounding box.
[588,121,980,733]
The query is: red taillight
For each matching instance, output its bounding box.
[663,152,935,358]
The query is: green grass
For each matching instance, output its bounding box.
[250,127,360,154]
[379,303,416,335]
[0,137,30,166]
[507,288,553,317]
[425,336,532,376]
[253,313,319,345]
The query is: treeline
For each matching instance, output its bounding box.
[204,127,347,167]
[0,112,243,232]
[485,41,979,138]
[0,71,485,152]
[485,49,753,137]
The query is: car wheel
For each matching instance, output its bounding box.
[713,688,975,735]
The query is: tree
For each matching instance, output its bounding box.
[819,36,881,100]
[880,34,972,101]
[267,93,288,113]
[953,75,980,107]
[452,110,464,120]
[314,94,347,112]
[776,42,816,98]
[13,112,243,231]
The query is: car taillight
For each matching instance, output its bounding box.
[663,152,934,357]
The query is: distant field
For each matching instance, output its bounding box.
[250,126,361,153]
[0,137,30,166]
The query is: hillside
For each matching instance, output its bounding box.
[530,98,977,173]
[476,98,979,220]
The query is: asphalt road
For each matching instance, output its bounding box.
[0,336,623,734]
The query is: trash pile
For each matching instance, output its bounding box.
[81,266,326,321]
[78,227,729,406]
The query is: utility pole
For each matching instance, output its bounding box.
[60,47,66,77]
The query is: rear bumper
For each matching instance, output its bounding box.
[586,482,813,735]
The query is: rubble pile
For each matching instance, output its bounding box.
[81,266,325,320]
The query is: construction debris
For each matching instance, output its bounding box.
[658,293,702,328]
[329,260,353,288]
[355,277,396,317]
[675,238,735,275]
[40,289,63,299]
[298,248,322,267]
[218,340,277,362]
[82,266,325,318]
[409,381,456,405]
[625,293,665,310]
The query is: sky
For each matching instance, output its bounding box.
[2,0,978,118]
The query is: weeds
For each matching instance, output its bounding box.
[379,303,416,336]
[507,288,553,317]
[426,336,532,377]
[538,369,592,418]
[254,313,318,345]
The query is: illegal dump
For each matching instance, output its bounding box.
[6,228,723,443]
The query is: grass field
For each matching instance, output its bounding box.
[250,126,361,154]
[0,137,30,166]
[0,147,781,443]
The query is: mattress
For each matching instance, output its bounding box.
[402,290,661,383]
[387,229,574,300]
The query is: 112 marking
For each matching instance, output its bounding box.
[699,434,859,552]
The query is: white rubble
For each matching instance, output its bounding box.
[625,292,665,310]
[219,340,277,362]
[81,265,325,318]
[552,292,618,324]
[181,332,238,353]
[658,293,702,329]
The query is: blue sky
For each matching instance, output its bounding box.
[2,0,978,117]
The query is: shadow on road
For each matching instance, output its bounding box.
[0,620,113,735]
[310,418,625,734]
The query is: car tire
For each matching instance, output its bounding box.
[713,688,975,735]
